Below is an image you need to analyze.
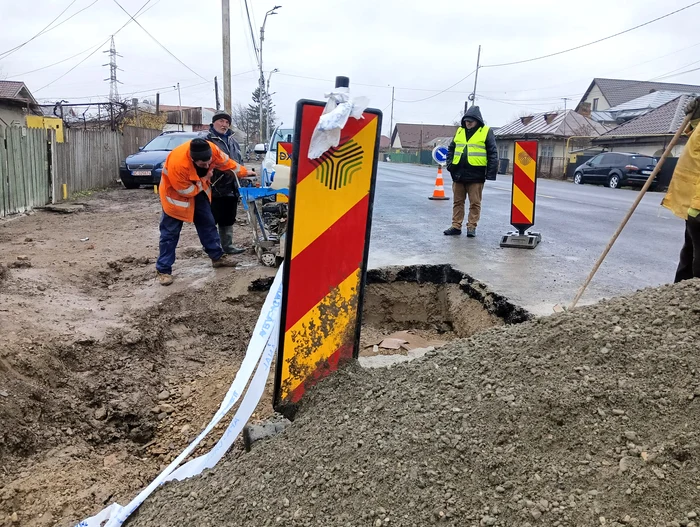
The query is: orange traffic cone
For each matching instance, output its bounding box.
[428,166,449,200]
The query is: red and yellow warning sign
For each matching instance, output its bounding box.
[276,141,292,166]
[273,101,382,411]
[276,141,292,202]
[511,140,538,230]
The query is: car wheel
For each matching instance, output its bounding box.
[573,172,583,185]
[121,178,140,189]
[608,174,620,189]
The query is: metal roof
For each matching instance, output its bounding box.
[598,94,693,137]
[494,110,608,138]
[588,78,700,108]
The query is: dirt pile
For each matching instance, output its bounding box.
[130,280,700,527]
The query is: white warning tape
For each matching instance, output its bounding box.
[76,265,284,527]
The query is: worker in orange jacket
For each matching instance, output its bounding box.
[155,138,248,285]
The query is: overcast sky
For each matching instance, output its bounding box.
[2,0,700,136]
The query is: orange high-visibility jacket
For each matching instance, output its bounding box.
[159,140,247,222]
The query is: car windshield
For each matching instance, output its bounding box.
[631,156,656,167]
[143,134,195,151]
[269,128,294,152]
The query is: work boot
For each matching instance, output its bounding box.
[219,225,246,255]
[443,227,462,236]
[212,254,237,268]
[156,271,173,286]
[467,228,477,238]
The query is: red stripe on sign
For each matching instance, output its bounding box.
[287,343,354,403]
[514,170,535,202]
[296,106,378,184]
[519,140,538,163]
[285,195,370,331]
[511,206,531,226]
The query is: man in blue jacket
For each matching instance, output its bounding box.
[201,112,246,254]
[444,106,498,238]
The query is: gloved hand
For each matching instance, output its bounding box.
[685,96,700,119]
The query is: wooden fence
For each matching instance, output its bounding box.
[120,125,161,160]
[0,125,164,215]
[0,126,50,217]
[53,128,121,201]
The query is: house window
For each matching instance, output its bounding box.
[497,143,509,159]
[592,98,599,111]
[540,144,554,158]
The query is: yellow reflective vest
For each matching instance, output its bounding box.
[662,123,700,220]
[452,126,490,166]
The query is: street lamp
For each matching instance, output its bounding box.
[259,5,281,143]
[266,68,279,142]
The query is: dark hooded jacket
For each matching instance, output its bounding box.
[200,125,244,198]
[446,106,498,184]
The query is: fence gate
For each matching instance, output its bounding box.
[0,126,51,217]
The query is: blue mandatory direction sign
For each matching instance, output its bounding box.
[432,145,448,166]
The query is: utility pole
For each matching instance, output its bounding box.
[155,92,160,114]
[562,97,572,113]
[390,86,395,146]
[469,44,481,108]
[259,6,281,143]
[215,76,220,111]
[221,0,232,114]
[103,35,122,103]
[266,68,278,142]
[177,82,183,131]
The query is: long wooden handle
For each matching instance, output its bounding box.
[569,113,692,309]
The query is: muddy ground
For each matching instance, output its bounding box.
[0,187,279,527]
[1,188,507,527]
[130,279,700,527]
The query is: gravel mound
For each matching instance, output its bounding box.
[129,280,700,527]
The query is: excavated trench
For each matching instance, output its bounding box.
[0,264,530,527]
[358,264,530,367]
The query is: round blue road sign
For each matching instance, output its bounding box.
[432,145,448,166]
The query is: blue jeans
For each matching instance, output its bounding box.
[156,192,224,275]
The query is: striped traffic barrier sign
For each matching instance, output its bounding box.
[273,96,382,416]
[500,140,542,249]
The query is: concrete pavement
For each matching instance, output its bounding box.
[368,162,685,315]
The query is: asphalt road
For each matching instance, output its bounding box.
[368,162,685,315]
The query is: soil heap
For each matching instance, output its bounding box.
[129,280,700,527]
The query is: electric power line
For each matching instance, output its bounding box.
[110,0,207,82]
[395,70,477,103]
[8,44,98,78]
[0,0,79,59]
[243,0,260,64]
[482,1,700,68]
[35,0,155,92]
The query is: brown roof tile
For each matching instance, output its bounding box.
[392,124,459,149]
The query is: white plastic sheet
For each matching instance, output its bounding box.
[75,265,284,527]
[308,87,369,159]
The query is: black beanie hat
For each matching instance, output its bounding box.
[212,112,232,125]
[190,138,212,162]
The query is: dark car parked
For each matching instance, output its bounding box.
[573,152,658,189]
[119,131,199,189]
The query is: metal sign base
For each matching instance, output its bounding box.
[500,230,542,249]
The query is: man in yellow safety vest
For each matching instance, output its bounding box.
[661,96,700,282]
[444,106,498,237]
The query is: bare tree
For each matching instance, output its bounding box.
[0,67,7,81]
